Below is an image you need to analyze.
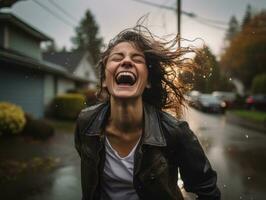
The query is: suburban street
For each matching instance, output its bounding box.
[1,107,266,200]
[183,107,266,200]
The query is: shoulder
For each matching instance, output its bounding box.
[78,103,105,120]
[76,102,107,132]
[159,110,195,144]
[159,111,190,134]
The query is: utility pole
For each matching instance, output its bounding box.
[177,0,181,47]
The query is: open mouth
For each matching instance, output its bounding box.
[115,71,137,86]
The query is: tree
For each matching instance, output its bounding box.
[71,10,103,65]
[41,41,58,53]
[242,4,252,28]
[193,46,233,92]
[225,16,240,42]
[220,11,266,89]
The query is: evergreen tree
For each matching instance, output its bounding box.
[225,16,240,41]
[71,10,103,65]
[242,4,252,28]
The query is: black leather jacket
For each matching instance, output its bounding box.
[74,102,221,200]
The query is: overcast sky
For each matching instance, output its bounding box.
[6,0,266,56]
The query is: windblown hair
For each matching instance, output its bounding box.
[97,24,199,117]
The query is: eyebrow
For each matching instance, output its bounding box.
[109,52,145,58]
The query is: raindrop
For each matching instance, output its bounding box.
[247,176,251,180]
[229,77,232,81]
[25,75,28,79]
[239,196,242,199]
[203,75,206,79]
[84,102,87,105]
[252,31,255,34]
[245,134,249,139]
[223,184,227,188]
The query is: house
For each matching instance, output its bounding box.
[0,12,94,118]
[42,50,98,89]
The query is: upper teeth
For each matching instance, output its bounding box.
[116,72,135,79]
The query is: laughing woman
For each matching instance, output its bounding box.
[74,25,221,200]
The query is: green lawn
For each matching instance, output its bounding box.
[232,110,266,123]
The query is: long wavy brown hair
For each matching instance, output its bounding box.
[97,24,199,117]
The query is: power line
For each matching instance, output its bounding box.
[132,0,175,11]
[196,15,228,26]
[47,0,79,23]
[32,0,74,28]
[131,0,228,30]
[192,18,227,30]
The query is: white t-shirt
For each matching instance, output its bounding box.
[101,137,141,200]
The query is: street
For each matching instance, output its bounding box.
[1,108,266,200]
[183,107,266,200]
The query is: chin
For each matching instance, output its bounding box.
[111,91,142,100]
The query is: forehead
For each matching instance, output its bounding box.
[110,42,144,55]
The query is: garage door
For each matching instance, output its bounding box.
[0,67,44,118]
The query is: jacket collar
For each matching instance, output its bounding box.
[85,101,167,147]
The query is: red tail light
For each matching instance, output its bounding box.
[246,97,254,104]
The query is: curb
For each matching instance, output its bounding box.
[226,112,266,133]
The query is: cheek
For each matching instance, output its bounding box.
[105,63,116,78]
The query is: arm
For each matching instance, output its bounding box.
[74,119,81,157]
[177,122,221,200]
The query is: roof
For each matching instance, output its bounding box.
[0,0,22,8]
[42,51,84,73]
[0,47,89,83]
[0,12,52,41]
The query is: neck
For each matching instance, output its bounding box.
[108,97,143,134]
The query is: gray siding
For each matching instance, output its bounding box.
[0,67,44,118]
[8,25,41,60]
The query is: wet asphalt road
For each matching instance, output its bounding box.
[1,108,266,200]
[183,107,266,200]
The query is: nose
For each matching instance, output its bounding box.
[121,57,133,68]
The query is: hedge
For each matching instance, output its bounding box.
[52,93,86,120]
[252,74,266,94]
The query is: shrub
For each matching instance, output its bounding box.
[52,93,86,120]
[252,74,266,94]
[22,114,54,140]
[83,88,98,106]
[0,102,26,135]
[67,88,98,106]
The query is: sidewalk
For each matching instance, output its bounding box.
[226,111,266,133]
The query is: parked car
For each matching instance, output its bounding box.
[245,94,266,111]
[212,91,237,108]
[194,94,227,113]
[186,90,201,107]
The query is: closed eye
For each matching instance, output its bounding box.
[132,55,145,64]
[109,54,123,62]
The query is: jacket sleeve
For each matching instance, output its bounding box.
[177,121,221,200]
